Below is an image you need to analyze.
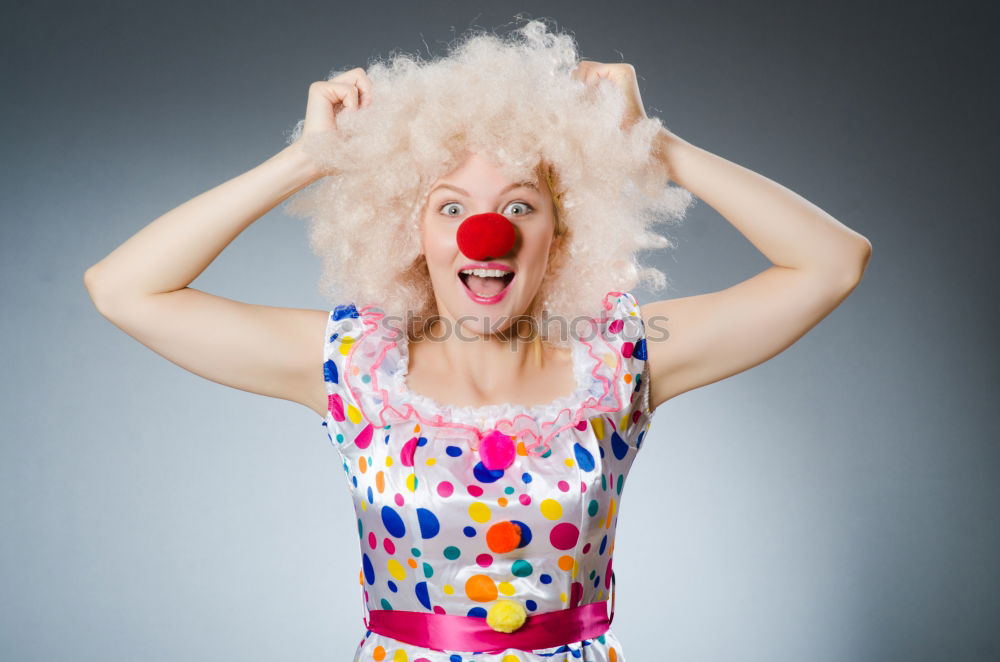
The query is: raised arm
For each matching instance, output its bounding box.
[84,70,374,418]
[641,128,872,409]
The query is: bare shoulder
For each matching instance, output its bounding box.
[299,307,333,418]
[90,287,332,420]
[639,265,864,410]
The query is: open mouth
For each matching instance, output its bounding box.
[458,267,516,300]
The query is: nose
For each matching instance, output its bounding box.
[456,212,516,261]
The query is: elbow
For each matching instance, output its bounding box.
[853,235,873,278]
[837,236,873,289]
[810,235,871,291]
[83,267,99,300]
[83,266,115,314]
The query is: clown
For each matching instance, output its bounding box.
[85,16,871,662]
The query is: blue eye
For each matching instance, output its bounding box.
[438,201,534,217]
[505,201,534,216]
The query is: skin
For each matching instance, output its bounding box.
[409,151,573,406]
[83,62,871,422]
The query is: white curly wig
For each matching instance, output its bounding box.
[282,17,694,345]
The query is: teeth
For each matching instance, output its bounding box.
[460,268,512,278]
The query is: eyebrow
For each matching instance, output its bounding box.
[430,181,538,196]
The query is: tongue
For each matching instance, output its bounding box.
[466,274,507,297]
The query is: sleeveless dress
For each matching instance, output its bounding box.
[320,291,655,662]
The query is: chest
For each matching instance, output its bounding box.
[404,342,578,410]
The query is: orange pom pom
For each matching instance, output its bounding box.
[486,520,522,554]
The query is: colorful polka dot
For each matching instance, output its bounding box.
[400,437,419,466]
[468,502,491,523]
[387,559,406,580]
[362,553,375,584]
[574,442,596,471]
[540,499,562,520]
[550,522,580,550]
[343,419,369,446]
[416,508,440,539]
[321,292,650,662]
[511,560,533,577]
[381,506,406,538]
[415,581,431,609]
[473,461,504,483]
[465,574,498,602]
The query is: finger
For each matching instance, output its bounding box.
[331,68,374,108]
[329,81,360,109]
[340,84,359,110]
[354,73,374,107]
[329,66,366,84]
[304,82,340,131]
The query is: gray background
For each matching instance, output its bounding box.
[3,1,997,660]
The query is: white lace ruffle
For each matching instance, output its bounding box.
[389,328,600,427]
[340,291,642,456]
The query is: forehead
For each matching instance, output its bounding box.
[429,180,539,196]
[428,151,544,193]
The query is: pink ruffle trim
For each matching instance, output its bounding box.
[341,291,641,457]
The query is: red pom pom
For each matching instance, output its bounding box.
[457,213,516,261]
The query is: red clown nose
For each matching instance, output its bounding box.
[456,213,516,261]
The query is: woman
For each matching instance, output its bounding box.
[84,19,871,662]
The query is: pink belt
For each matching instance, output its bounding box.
[362,573,617,653]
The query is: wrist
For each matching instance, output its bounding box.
[653,127,694,187]
[274,141,328,184]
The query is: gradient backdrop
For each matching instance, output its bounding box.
[2,1,997,661]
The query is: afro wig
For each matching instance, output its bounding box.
[283,17,695,346]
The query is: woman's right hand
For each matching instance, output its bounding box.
[299,67,374,139]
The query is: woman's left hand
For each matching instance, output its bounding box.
[570,60,649,132]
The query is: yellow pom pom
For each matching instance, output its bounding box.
[486,599,528,633]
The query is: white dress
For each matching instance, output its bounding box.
[320,291,655,661]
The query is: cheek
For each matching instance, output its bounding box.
[523,224,556,259]
[421,224,457,268]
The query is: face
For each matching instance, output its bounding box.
[419,151,560,338]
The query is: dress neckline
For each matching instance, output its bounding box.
[334,291,637,453]
[391,330,597,424]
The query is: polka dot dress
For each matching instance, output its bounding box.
[321,291,655,662]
